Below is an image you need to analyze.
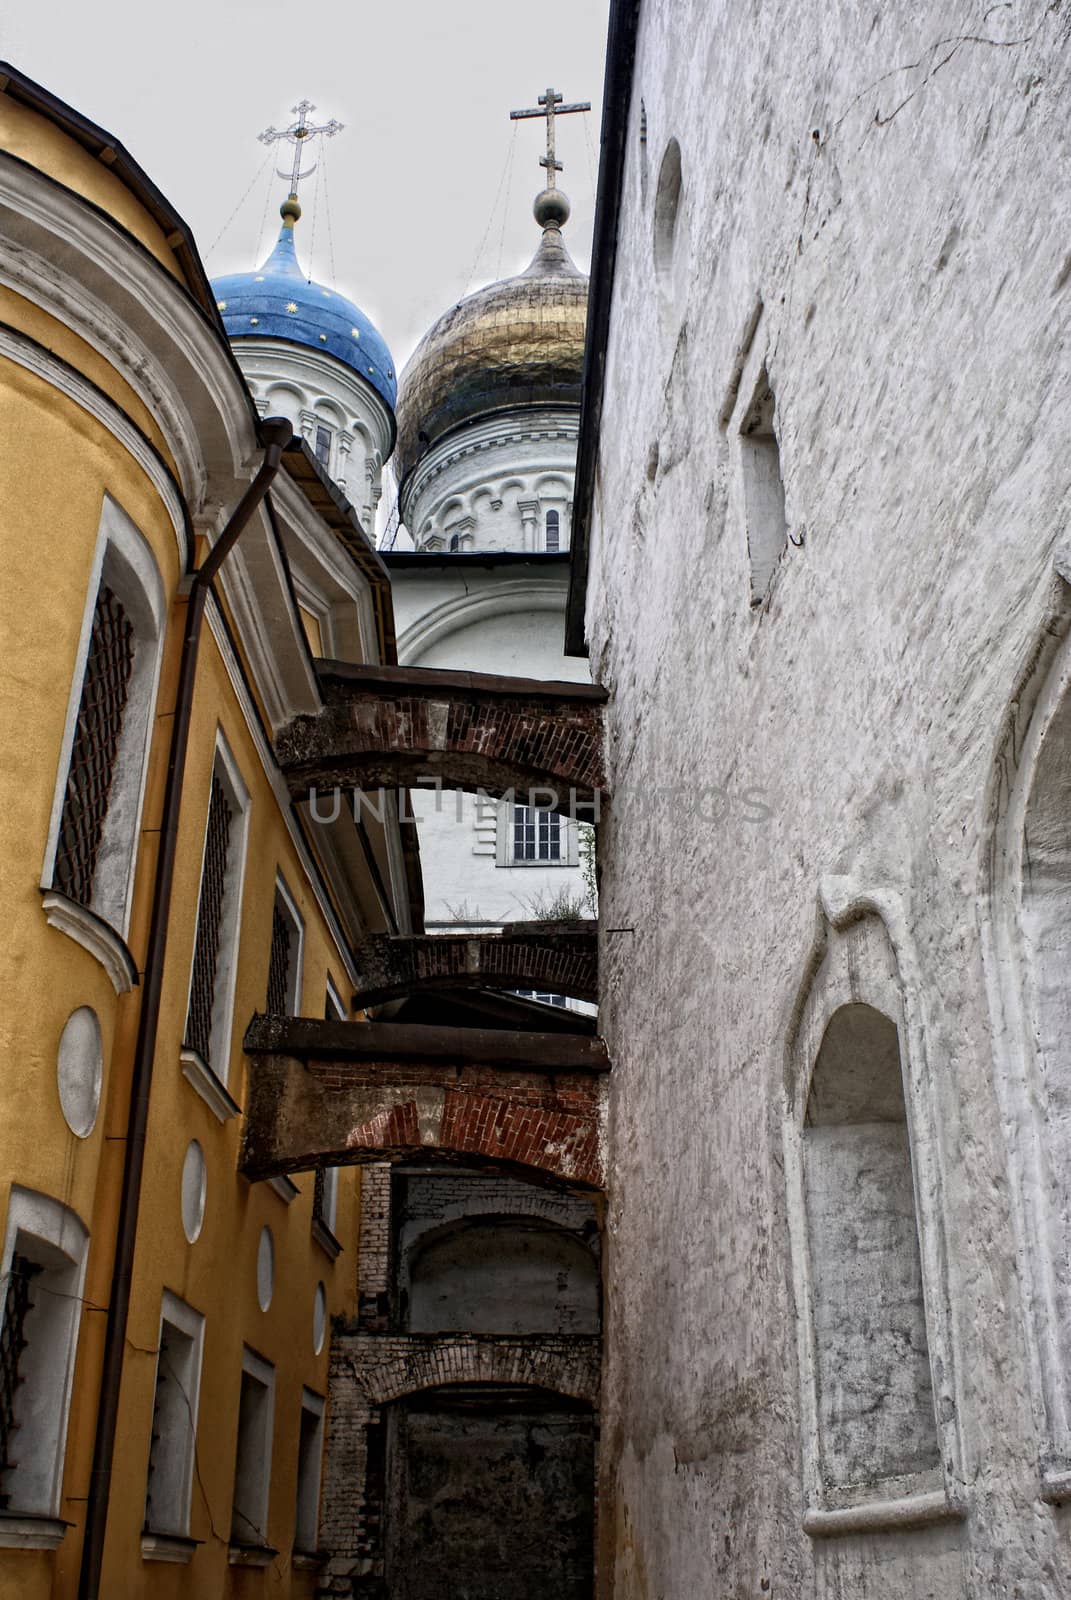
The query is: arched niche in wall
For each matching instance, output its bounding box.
[983,562,1071,1497]
[783,887,963,1535]
[264,383,304,425]
[652,136,686,342]
[402,1216,599,1336]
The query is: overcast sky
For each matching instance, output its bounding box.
[2,0,610,371]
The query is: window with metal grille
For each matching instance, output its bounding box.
[184,772,235,1066]
[512,804,562,862]
[52,584,135,908]
[545,509,560,552]
[266,902,292,1014]
[314,425,332,468]
[0,1254,41,1506]
[267,886,302,1015]
[312,1167,328,1224]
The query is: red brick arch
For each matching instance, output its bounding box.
[351,923,597,1008]
[240,1017,608,1191]
[275,662,607,814]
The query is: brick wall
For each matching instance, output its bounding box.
[350,925,598,1007]
[275,662,607,811]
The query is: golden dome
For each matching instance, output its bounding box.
[395,220,589,486]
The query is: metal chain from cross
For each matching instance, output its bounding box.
[258,100,343,198]
[510,86,591,191]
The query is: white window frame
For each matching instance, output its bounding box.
[270,875,305,1015]
[143,1290,205,1542]
[0,1189,89,1530]
[40,496,166,985]
[293,1388,325,1555]
[230,1347,275,1549]
[496,798,579,868]
[180,731,250,1089]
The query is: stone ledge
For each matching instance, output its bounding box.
[41,890,138,994]
[803,1488,966,1538]
[181,1048,242,1122]
[141,1530,202,1563]
[0,1512,70,1550]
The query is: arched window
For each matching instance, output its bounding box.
[0,1188,89,1521]
[405,1218,599,1335]
[545,509,560,552]
[42,498,165,989]
[802,1003,939,1494]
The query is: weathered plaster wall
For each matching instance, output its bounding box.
[584,3,1071,1596]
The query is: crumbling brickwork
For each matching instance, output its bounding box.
[350,923,598,1007]
[241,1018,608,1189]
[275,661,607,810]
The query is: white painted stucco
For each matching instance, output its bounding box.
[581,3,1071,1595]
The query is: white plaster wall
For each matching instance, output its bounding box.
[583,3,1071,1596]
[390,562,592,929]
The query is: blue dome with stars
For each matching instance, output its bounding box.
[212,213,397,412]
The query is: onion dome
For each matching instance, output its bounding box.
[395,186,588,484]
[212,198,397,412]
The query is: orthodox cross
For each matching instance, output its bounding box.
[510,87,591,190]
[258,100,343,196]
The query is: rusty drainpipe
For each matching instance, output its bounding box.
[77,416,294,1600]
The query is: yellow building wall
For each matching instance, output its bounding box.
[1,154,365,1595]
[2,284,177,471]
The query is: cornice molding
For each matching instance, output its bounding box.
[1,323,188,566]
[0,151,254,510]
[41,890,138,995]
[0,230,204,509]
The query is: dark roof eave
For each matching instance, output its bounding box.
[382,550,572,570]
[565,0,643,657]
[279,440,399,665]
[0,61,222,327]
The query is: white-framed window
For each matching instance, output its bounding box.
[545,509,561,552]
[41,497,166,975]
[310,980,343,1241]
[497,801,580,868]
[313,424,332,473]
[514,804,562,862]
[0,1189,89,1525]
[266,877,304,1016]
[144,1291,204,1539]
[182,733,250,1085]
[230,1348,274,1548]
[325,977,346,1023]
[294,1388,325,1555]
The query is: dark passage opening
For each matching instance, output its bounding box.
[385,1384,595,1600]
